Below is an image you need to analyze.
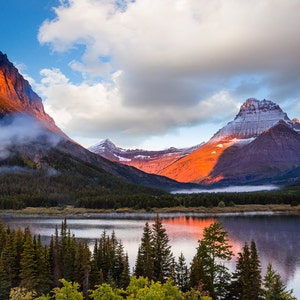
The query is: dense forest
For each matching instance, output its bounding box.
[0,216,296,299]
[0,168,298,210]
[0,149,299,210]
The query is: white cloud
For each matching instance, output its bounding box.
[37,0,300,148]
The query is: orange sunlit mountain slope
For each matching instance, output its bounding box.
[0,52,67,138]
[158,139,237,183]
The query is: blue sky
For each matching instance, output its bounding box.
[1,0,300,149]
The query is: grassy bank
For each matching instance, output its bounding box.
[1,204,300,217]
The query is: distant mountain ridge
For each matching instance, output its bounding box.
[89,139,203,174]
[91,98,300,186]
[159,98,300,184]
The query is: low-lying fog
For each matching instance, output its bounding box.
[172,185,279,194]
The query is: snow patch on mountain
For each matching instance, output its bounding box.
[211,98,293,141]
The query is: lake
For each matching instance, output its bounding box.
[1,212,299,297]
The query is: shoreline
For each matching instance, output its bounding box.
[1,204,300,219]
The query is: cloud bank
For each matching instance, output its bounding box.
[37,0,300,148]
[0,114,61,160]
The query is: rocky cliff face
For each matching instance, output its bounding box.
[0,51,64,136]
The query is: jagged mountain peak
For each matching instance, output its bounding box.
[239,98,281,113]
[211,98,292,141]
[99,138,117,149]
[0,51,66,138]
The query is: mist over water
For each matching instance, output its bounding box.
[172,185,279,194]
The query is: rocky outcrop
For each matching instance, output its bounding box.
[0,51,65,136]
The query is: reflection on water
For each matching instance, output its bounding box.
[1,214,299,297]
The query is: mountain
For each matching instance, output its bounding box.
[157,98,300,184]
[207,121,300,185]
[210,98,293,140]
[0,52,67,138]
[0,51,193,207]
[89,139,202,174]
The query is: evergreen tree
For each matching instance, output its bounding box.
[49,226,62,287]
[2,232,17,289]
[263,263,296,300]
[0,258,10,300]
[134,222,154,279]
[61,229,76,281]
[34,235,52,295]
[228,240,262,300]
[175,252,189,292]
[192,222,233,299]
[151,214,174,283]
[189,255,205,291]
[89,240,101,289]
[12,227,24,287]
[113,241,126,287]
[74,240,91,297]
[120,253,130,289]
[249,240,262,299]
[19,227,37,291]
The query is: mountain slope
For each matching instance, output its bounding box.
[158,98,299,184]
[0,51,193,205]
[89,139,202,174]
[207,121,300,184]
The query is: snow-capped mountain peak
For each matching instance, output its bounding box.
[211,98,292,141]
[89,139,118,153]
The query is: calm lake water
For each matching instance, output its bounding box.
[1,212,299,298]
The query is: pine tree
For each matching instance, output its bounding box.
[0,258,10,300]
[49,226,62,287]
[263,263,296,300]
[2,232,17,289]
[228,240,262,300]
[13,227,24,287]
[134,222,154,280]
[120,253,130,289]
[189,255,205,291]
[249,240,262,299]
[113,241,126,287]
[19,227,37,291]
[89,240,101,289]
[61,229,76,281]
[74,240,91,297]
[151,214,174,283]
[193,222,233,299]
[175,252,189,292]
[228,242,251,299]
[34,235,52,295]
